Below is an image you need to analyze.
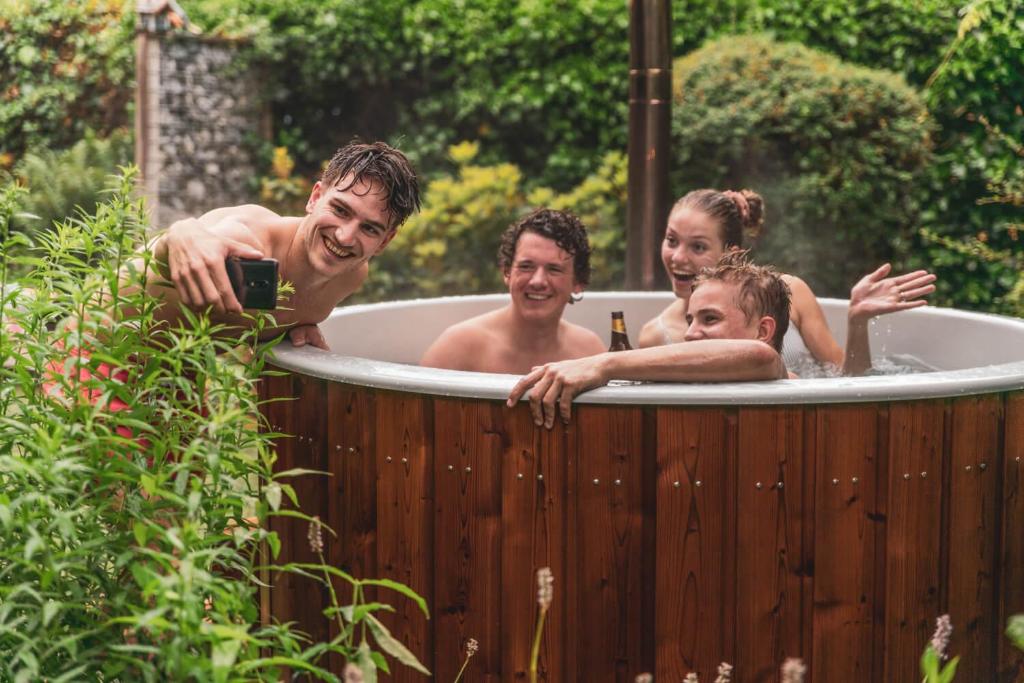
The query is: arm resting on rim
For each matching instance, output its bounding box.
[507,339,784,428]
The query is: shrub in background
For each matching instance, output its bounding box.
[670,34,934,295]
[259,146,311,216]
[0,0,133,162]
[358,142,627,302]
[2,129,133,236]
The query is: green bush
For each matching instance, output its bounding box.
[671,34,934,295]
[0,0,134,163]
[357,142,628,302]
[3,129,133,235]
[0,173,427,680]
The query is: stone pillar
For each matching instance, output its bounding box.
[135,1,264,229]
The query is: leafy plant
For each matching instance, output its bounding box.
[0,0,134,162]
[2,129,133,236]
[671,34,934,295]
[0,169,425,680]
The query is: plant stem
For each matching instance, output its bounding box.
[528,606,548,683]
[452,654,471,683]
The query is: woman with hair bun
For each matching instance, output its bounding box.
[638,188,842,363]
[637,188,935,374]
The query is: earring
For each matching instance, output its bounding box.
[569,292,583,305]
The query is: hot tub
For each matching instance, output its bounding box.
[260,293,1024,683]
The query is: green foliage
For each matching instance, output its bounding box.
[671,34,934,295]
[920,646,960,683]
[906,0,1024,313]
[1008,614,1024,652]
[359,142,627,302]
[0,171,425,680]
[0,0,134,162]
[258,146,311,216]
[2,129,133,236]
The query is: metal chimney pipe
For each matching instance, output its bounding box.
[625,0,671,290]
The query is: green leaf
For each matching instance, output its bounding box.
[133,521,149,547]
[359,578,430,618]
[354,641,379,683]
[364,613,431,675]
[921,646,940,681]
[939,655,960,683]
[211,638,242,683]
[266,530,281,559]
[265,482,282,511]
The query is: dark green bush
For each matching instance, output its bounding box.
[671,34,934,295]
[0,0,134,163]
[3,129,133,235]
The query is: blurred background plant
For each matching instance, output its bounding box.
[1,0,1020,309]
[258,145,311,216]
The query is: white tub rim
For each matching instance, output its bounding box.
[268,292,1024,405]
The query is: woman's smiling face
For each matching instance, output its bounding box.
[661,206,728,299]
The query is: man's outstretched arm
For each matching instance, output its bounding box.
[507,340,784,428]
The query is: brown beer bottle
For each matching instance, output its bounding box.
[609,311,633,351]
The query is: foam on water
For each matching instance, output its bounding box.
[787,352,940,379]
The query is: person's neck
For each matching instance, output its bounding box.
[501,305,564,353]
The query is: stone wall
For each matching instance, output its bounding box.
[136,27,264,229]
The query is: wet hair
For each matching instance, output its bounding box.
[497,208,592,286]
[320,140,421,229]
[671,188,765,248]
[692,250,790,352]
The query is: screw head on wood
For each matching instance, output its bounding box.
[979,462,987,471]
[401,457,408,464]
[447,465,454,472]
[537,474,544,481]
[776,481,784,489]
[516,473,524,480]
[348,446,356,453]
[673,480,681,488]
[903,473,911,480]
[694,480,702,488]
[613,479,622,486]
[464,466,472,473]
[755,482,763,490]
[965,465,972,472]
[851,477,859,484]
[335,445,341,451]
[592,478,600,486]
[385,456,392,463]
[920,471,927,479]
[831,478,839,486]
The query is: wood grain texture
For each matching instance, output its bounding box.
[882,401,945,683]
[811,405,880,683]
[947,396,1002,683]
[266,373,330,644]
[432,398,503,683]
[574,404,650,682]
[734,407,806,683]
[375,391,434,681]
[325,383,377,673]
[999,392,1024,683]
[654,407,737,681]
[499,406,572,682]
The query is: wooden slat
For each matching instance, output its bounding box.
[654,407,737,681]
[575,404,650,682]
[325,383,377,673]
[375,391,434,681]
[811,405,880,682]
[947,395,1002,682]
[432,399,503,683]
[882,401,945,683]
[500,406,571,682]
[267,373,330,644]
[735,407,805,683]
[999,392,1024,683]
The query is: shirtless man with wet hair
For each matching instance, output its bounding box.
[143,141,421,349]
[508,251,933,428]
[420,208,606,374]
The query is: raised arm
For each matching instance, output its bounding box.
[842,264,936,376]
[507,339,784,428]
[149,205,278,314]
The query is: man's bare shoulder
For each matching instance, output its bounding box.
[419,310,502,370]
[561,320,606,357]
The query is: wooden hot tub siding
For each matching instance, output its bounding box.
[260,372,1024,683]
